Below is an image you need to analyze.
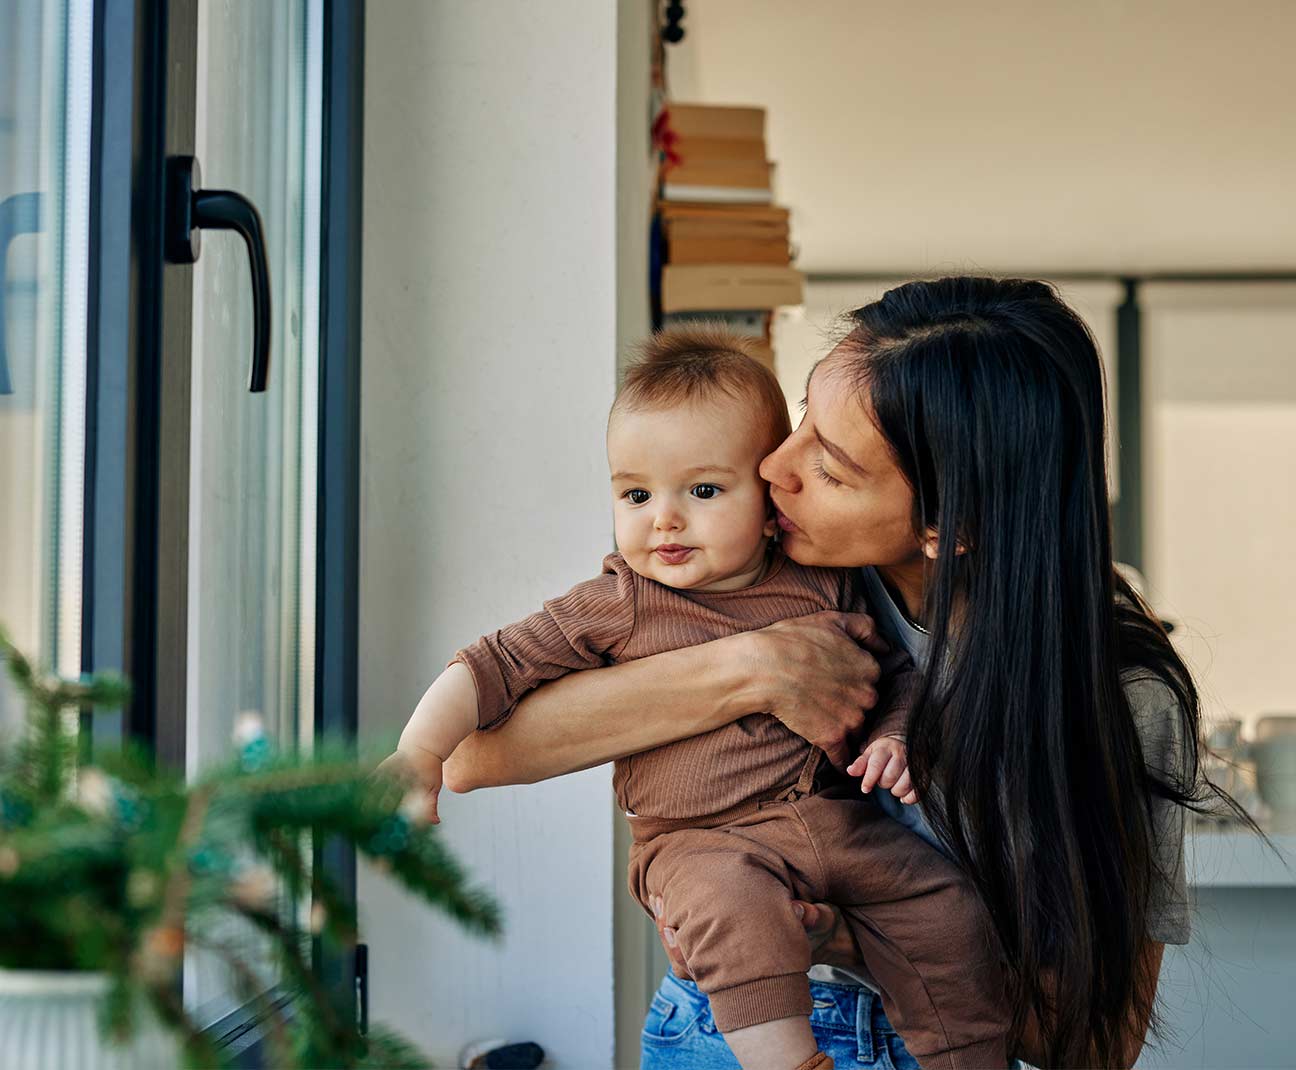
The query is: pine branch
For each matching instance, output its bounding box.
[235,902,361,1066]
[186,931,294,1069]
[0,627,497,1065]
[207,752,502,936]
[0,625,130,804]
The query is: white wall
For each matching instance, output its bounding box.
[359,3,620,1064]
[1142,283,1296,734]
[612,3,660,1065]
[666,0,1296,275]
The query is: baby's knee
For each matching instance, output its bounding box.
[677,845,778,890]
[656,852,794,930]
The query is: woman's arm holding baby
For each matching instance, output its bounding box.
[444,637,755,790]
[443,609,888,792]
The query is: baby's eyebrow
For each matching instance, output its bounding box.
[610,464,737,481]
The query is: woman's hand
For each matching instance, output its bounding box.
[744,611,889,770]
[650,894,865,977]
[789,900,863,969]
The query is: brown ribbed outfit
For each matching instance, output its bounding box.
[453,551,1009,1068]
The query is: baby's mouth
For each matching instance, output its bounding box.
[653,545,695,564]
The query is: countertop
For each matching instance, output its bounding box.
[1186,824,1296,887]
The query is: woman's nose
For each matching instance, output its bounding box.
[759,442,801,493]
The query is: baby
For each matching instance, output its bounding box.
[388,328,1009,1070]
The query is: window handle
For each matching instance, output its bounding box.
[164,155,271,393]
[0,192,44,396]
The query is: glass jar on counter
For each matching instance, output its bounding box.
[1195,718,1263,829]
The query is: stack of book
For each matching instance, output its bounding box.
[656,103,804,368]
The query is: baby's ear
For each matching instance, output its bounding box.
[763,507,779,540]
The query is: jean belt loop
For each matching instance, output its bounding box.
[854,987,878,1064]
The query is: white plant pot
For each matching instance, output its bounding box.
[0,969,178,1070]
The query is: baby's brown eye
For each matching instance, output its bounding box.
[625,489,650,505]
[691,484,720,500]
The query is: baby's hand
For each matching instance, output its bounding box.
[376,746,446,824]
[846,736,918,805]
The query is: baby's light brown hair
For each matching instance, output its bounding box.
[612,326,793,458]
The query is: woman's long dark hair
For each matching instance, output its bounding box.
[842,277,1259,1067]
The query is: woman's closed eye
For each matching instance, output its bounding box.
[812,460,842,487]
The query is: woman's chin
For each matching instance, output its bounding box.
[777,532,821,565]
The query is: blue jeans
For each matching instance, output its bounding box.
[640,971,921,1070]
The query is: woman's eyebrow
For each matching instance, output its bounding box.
[814,428,867,476]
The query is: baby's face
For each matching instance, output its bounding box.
[607,396,778,592]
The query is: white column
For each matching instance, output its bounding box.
[359,2,620,1063]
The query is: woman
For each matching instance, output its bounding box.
[445,277,1239,1068]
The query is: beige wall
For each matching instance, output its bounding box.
[667,0,1296,274]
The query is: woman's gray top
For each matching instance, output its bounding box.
[809,567,1191,992]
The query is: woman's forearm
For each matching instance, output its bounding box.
[441,634,760,792]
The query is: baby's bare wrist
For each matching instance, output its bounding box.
[397,734,448,765]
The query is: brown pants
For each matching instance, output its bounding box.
[626,781,1010,1070]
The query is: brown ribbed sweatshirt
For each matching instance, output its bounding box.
[452,550,913,820]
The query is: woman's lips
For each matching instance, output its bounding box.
[775,508,801,534]
[653,545,695,565]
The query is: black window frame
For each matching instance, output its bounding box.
[83,0,365,1057]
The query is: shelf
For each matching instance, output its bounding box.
[1186,826,1296,888]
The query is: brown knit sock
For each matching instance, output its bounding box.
[790,1052,833,1070]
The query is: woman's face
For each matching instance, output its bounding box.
[759,348,924,571]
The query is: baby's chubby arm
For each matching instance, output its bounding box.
[378,663,480,824]
[384,557,639,812]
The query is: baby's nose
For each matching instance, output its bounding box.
[653,506,684,530]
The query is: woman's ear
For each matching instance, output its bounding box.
[922,528,968,560]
